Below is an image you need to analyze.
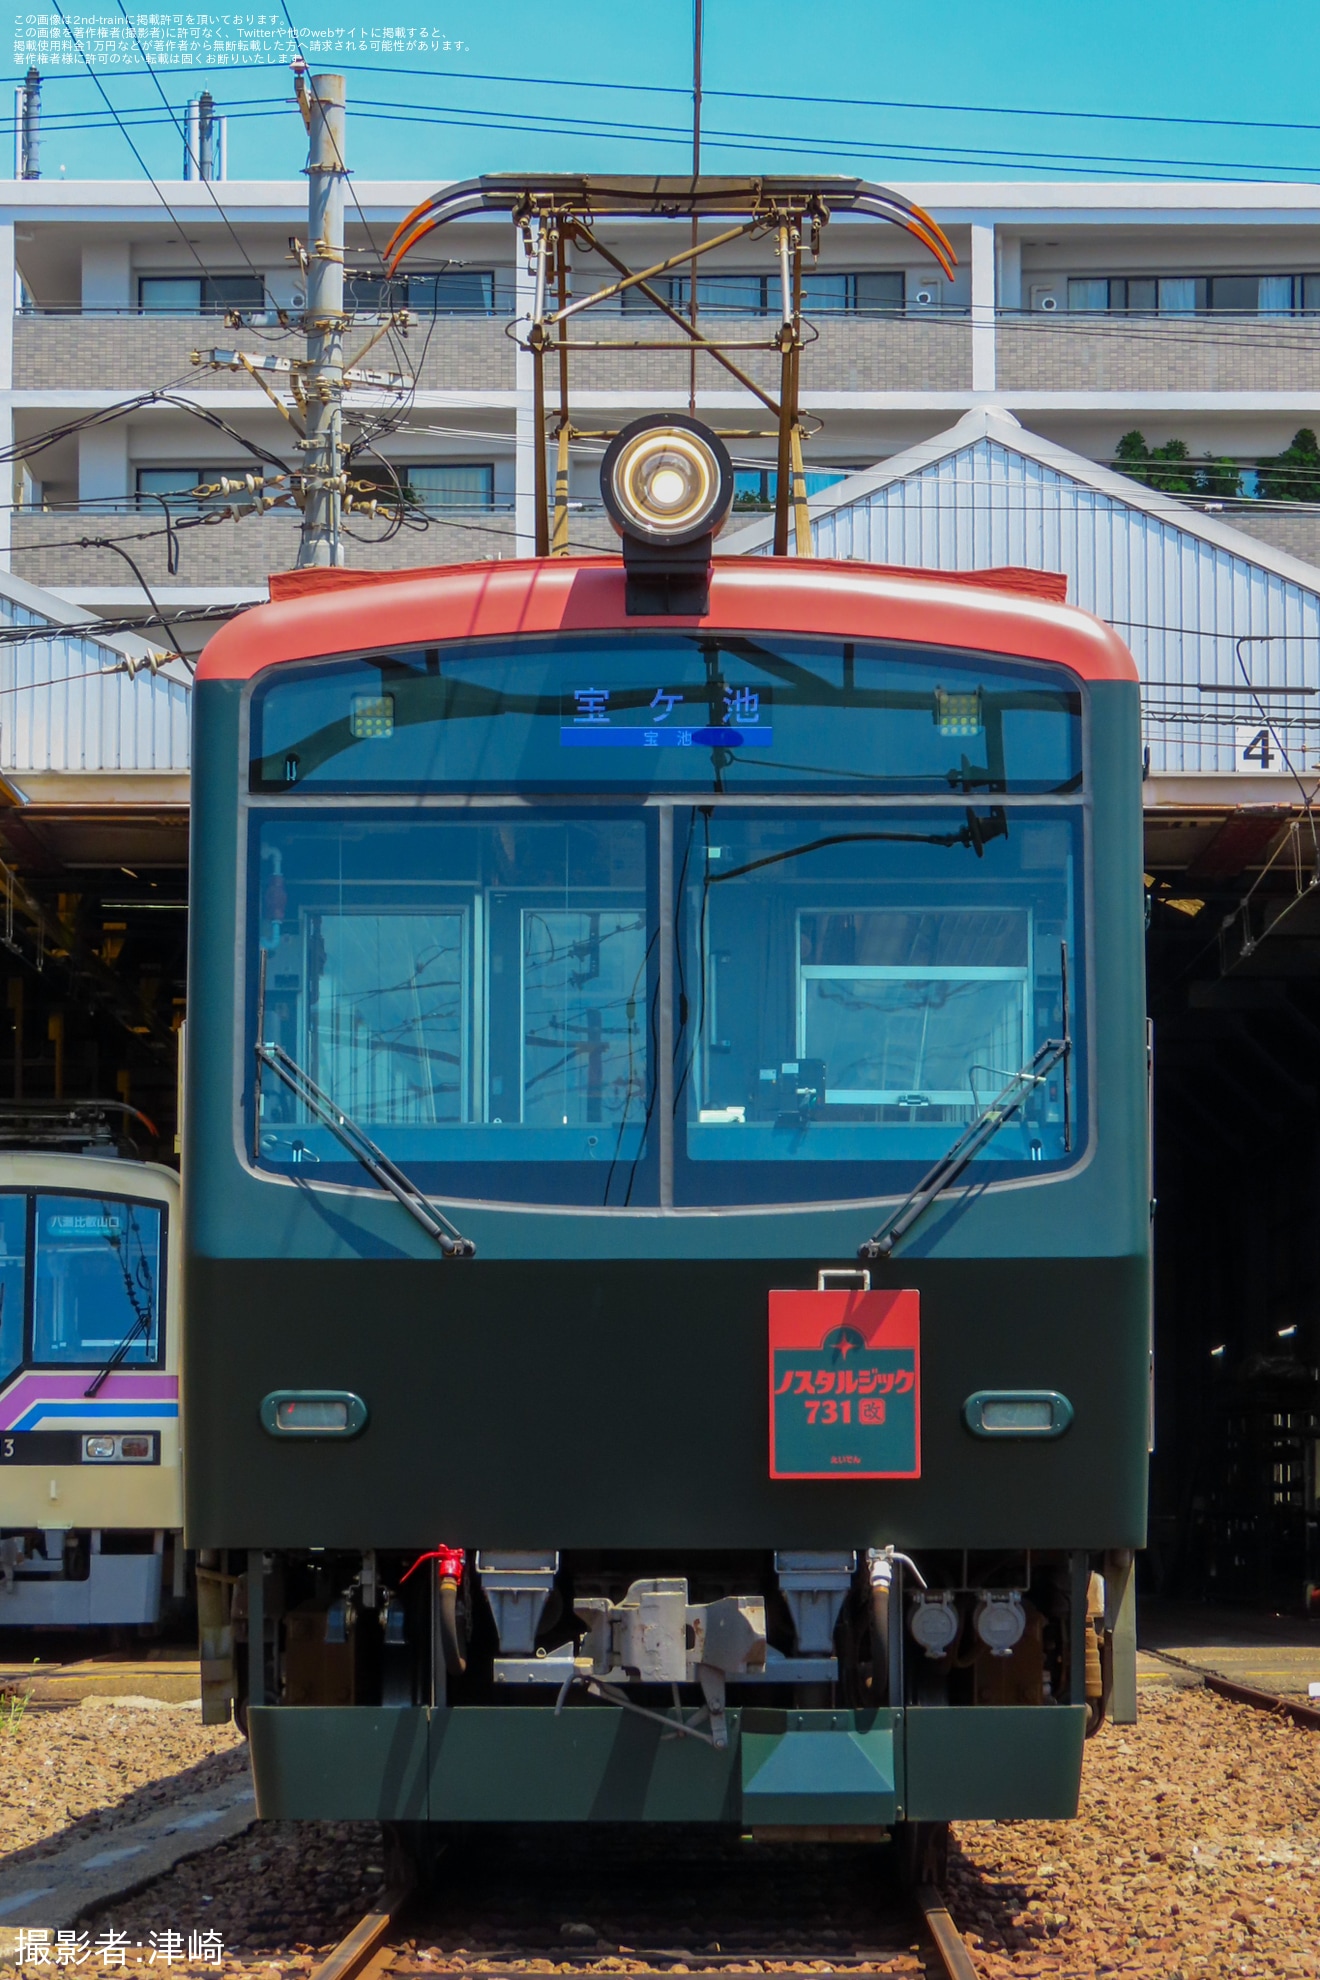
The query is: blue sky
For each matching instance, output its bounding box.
[4,0,1320,184]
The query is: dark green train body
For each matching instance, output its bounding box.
[185,553,1148,1833]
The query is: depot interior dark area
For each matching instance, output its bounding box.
[0,799,187,1160]
[1,790,1315,1610]
[1145,800,1320,1612]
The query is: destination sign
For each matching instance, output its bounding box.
[561,683,773,750]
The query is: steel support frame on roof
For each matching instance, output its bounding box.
[383,175,955,561]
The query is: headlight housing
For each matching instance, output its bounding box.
[600,416,734,548]
[81,1432,158,1463]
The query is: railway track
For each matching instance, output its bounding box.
[307,1830,980,1980]
[1140,1646,1320,1731]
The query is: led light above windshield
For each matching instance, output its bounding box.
[935,687,983,737]
[350,693,394,740]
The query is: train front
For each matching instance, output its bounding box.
[185,419,1149,1836]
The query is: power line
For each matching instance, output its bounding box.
[110,5,266,291]
[46,0,227,292]
[14,69,1320,182]
[10,58,1320,145]
[0,90,283,131]
[341,86,1320,178]
[0,603,238,646]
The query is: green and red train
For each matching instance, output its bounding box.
[184,413,1149,1853]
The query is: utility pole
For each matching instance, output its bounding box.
[16,69,40,180]
[297,71,346,569]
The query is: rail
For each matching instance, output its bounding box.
[1142,1645,1320,1731]
[309,1855,984,1980]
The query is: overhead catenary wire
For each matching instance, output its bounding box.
[111,2,270,292]
[11,56,1320,144]
[334,99,1320,185]
[13,73,1320,184]
[46,0,236,293]
[0,602,240,646]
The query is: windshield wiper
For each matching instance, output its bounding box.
[709,808,1008,886]
[254,1039,476,1259]
[858,1034,1070,1262]
[85,1309,152,1398]
[85,1203,158,1397]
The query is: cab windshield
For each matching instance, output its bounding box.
[0,1192,164,1376]
[248,633,1084,1209]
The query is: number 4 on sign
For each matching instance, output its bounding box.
[1235,723,1278,773]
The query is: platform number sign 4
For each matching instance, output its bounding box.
[1235,723,1279,773]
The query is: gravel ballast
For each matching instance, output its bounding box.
[0,1682,1316,1975]
[945,1684,1320,1977]
[0,1698,244,1858]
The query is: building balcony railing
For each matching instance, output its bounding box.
[11,313,516,395]
[995,310,1320,393]
[512,315,973,396]
[10,313,974,399]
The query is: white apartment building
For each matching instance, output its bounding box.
[6,175,1320,633]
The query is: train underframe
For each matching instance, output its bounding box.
[0,1525,184,1626]
[211,1544,1128,1830]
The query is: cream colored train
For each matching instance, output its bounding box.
[0,1148,183,1626]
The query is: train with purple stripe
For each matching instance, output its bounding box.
[0,1147,182,1625]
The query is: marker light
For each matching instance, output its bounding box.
[81,1433,156,1462]
[600,415,734,547]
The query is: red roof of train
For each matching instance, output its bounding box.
[195,556,1138,684]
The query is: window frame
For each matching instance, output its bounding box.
[247,805,660,1207]
[0,1188,168,1375]
[668,800,1086,1207]
[136,273,267,316]
[0,1191,26,1386]
[246,632,1084,799]
[1062,273,1319,316]
[240,787,1090,1212]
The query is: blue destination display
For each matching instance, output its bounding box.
[561,726,775,749]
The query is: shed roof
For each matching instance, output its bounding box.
[0,566,185,783]
[723,407,1320,780]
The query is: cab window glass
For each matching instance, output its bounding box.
[674,807,1081,1205]
[0,1195,24,1383]
[31,1197,163,1366]
[250,635,1082,798]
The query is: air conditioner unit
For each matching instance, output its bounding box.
[909,278,941,311]
[1030,284,1061,312]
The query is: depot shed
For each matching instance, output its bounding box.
[730,407,1320,1612]
[0,565,187,1139]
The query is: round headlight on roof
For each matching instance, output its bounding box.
[600,415,734,547]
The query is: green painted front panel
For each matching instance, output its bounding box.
[248,1705,428,1820]
[247,1705,740,1822]
[247,1702,1077,1824]
[428,1706,740,1822]
[185,1254,1146,1550]
[741,1712,900,1825]
[903,1705,1087,1820]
